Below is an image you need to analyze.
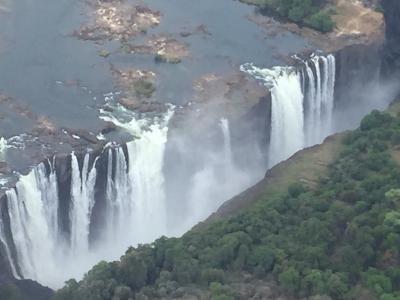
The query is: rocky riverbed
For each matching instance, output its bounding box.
[0,0,313,183]
[0,0,385,187]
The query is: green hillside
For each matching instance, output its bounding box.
[53,106,400,300]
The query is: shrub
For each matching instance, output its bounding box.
[133,80,156,98]
[305,10,335,33]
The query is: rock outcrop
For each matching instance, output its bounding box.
[382,0,400,79]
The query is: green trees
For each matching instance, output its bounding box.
[279,267,300,293]
[0,284,24,300]
[119,251,148,290]
[305,10,335,32]
[242,0,336,32]
[54,110,400,299]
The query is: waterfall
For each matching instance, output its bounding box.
[303,54,336,145]
[0,214,19,279]
[70,153,98,254]
[241,53,336,167]
[6,161,59,286]
[0,107,174,288]
[100,106,172,246]
[220,118,234,175]
[103,123,170,248]
[0,55,337,288]
[0,137,7,159]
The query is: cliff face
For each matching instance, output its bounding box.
[382,0,400,78]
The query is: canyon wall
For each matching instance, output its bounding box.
[382,0,400,79]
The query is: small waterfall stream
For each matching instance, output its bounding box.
[0,137,7,160]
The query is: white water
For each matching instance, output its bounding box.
[303,55,336,145]
[70,153,98,255]
[220,118,233,171]
[185,118,254,224]
[1,55,338,288]
[241,54,336,167]
[0,214,19,278]
[0,137,7,160]
[6,163,59,286]
[101,105,172,247]
[0,107,174,288]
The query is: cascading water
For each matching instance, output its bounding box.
[0,107,174,288]
[6,161,59,285]
[302,55,336,145]
[100,106,171,246]
[0,213,19,279]
[0,55,337,289]
[0,137,7,159]
[70,153,98,255]
[220,118,234,176]
[241,53,336,167]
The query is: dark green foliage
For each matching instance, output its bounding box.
[305,10,336,32]
[53,110,400,300]
[209,282,234,300]
[0,284,23,300]
[288,182,306,198]
[243,0,335,32]
[132,80,155,98]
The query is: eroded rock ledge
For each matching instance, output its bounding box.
[74,0,160,41]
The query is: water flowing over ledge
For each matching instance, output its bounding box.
[0,138,7,159]
[0,102,255,288]
[241,54,336,167]
[0,107,174,288]
[0,52,390,289]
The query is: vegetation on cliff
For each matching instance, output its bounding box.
[53,108,400,300]
[242,0,336,32]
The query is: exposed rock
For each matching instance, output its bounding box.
[179,24,211,38]
[74,0,161,42]
[111,66,156,92]
[382,0,400,80]
[125,35,189,63]
[101,121,117,134]
[118,97,166,113]
[32,116,57,135]
[332,0,383,43]
[118,96,142,110]
[66,129,100,144]
[248,0,384,53]
[109,65,166,113]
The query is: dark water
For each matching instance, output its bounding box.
[0,0,113,136]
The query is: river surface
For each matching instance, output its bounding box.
[1,0,389,289]
[0,0,310,138]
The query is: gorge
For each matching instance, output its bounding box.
[0,0,399,299]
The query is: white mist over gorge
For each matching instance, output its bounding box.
[0,49,394,290]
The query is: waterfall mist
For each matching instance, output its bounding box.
[0,52,395,289]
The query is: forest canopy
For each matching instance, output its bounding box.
[52,108,400,300]
[242,0,336,32]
